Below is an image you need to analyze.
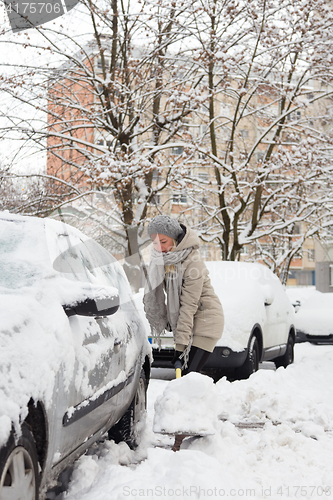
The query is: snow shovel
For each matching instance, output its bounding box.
[155,359,214,452]
[175,358,182,380]
[172,359,185,451]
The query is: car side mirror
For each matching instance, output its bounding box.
[63,285,119,317]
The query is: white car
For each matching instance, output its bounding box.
[151,261,296,380]
[293,291,333,344]
[0,213,151,500]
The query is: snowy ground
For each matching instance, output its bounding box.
[51,343,333,500]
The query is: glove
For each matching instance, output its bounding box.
[172,350,183,367]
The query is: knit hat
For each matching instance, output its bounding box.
[147,215,183,240]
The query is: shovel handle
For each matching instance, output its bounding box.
[174,359,182,379]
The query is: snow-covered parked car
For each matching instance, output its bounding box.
[150,261,296,380]
[0,213,151,500]
[293,291,333,344]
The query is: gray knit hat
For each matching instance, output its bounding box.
[147,215,183,239]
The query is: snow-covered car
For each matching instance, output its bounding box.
[150,261,296,380]
[0,213,151,500]
[294,291,333,344]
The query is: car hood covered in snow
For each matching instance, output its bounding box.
[294,291,333,336]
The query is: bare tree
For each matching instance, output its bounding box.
[0,0,200,289]
[2,0,333,286]
[177,0,333,281]
[0,166,76,215]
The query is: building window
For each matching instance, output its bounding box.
[307,248,315,261]
[240,129,249,138]
[198,172,209,182]
[290,269,315,286]
[289,270,296,280]
[96,139,112,149]
[182,119,190,131]
[152,170,161,180]
[171,146,184,155]
[220,103,230,117]
[286,110,301,121]
[152,194,161,205]
[200,125,208,135]
[257,152,265,162]
[173,192,187,204]
[97,57,110,70]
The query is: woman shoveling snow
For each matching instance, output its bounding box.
[143,215,224,450]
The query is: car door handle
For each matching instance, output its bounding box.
[114,338,122,353]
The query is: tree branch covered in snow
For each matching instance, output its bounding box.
[1,0,333,284]
[172,0,333,280]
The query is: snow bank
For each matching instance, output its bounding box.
[216,345,333,432]
[153,372,218,435]
[59,344,333,500]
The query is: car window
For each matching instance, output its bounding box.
[45,220,134,307]
[51,233,120,285]
[0,219,44,289]
[52,233,94,283]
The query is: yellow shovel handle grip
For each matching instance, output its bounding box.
[175,367,182,379]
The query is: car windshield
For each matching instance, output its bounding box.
[0,219,46,289]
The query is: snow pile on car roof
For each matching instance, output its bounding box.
[205,261,294,350]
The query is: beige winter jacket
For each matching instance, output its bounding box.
[173,225,224,352]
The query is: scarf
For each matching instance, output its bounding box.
[143,246,193,362]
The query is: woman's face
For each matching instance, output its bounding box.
[151,233,175,253]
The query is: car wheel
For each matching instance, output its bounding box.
[0,424,39,500]
[274,333,294,369]
[236,335,259,379]
[108,368,147,449]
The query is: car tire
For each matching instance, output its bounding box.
[0,424,39,500]
[236,335,259,379]
[108,368,147,449]
[274,334,294,369]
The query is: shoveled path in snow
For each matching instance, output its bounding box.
[53,344,333,500]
